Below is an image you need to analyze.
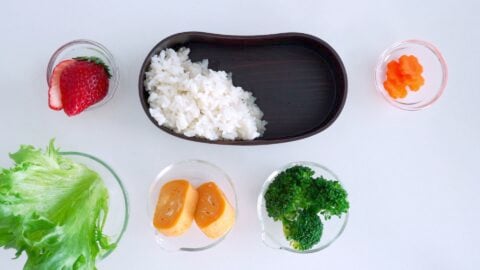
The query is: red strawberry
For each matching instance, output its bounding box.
[59,57,111,116]
[48,59,76,110]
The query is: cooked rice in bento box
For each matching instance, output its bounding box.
[145,47,267,141]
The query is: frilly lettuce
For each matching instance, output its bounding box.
[0,141,114,269]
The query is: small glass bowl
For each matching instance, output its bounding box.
[46,39,119,110]
[61,152,129,260]
[1,152,129,268]
[374,40,448,110]
[257,161,348,254]
[0,152,129,268]
[147,160,237,252]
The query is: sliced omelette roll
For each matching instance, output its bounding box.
[194,182,235,239]
[153,179,198,236]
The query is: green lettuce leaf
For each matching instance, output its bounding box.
[0,140,114,270]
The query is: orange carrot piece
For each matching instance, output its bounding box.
[384,80,407,99]
[383,54,425,98]
[405,75,425,91]
[399,55,423,76]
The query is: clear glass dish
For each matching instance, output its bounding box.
[257,161,348,254]
[1,152,129,268]
[374,40,448,110]
[147,160,237,252]
[61,152,129,260]
[46,39,119,111]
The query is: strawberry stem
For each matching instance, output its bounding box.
[73,56,112,78]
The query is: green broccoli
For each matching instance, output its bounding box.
[264,165,349,251]
[283,209,323,251]
[264,166,313,221]
[307,177,350,219]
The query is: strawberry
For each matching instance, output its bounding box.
[58,57,111,116]
[48,59,76,110]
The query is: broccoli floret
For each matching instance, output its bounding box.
[264,166,313,221]
[307,177,350,219]
[263,165,350,251]
[282,209,323,251]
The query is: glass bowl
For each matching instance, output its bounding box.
[46,39,119,110]
[147,160,237,252]
[374,40,448,110]
[61,152,129,259]
[257,161,348,254]
[1,151,129,269]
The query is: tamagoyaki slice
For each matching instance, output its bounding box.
[153,179,198,237]
[194,182,235,239]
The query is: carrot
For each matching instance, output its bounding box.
[403,74,425,92]
[399,55,423,75]
[384,80,407,99]
[383,55,424,99]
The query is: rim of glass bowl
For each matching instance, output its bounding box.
[60,151,129,259]
[257,161,349,254]
[46,39,119,110]
[147,159,238,252]
[374,39,448,111]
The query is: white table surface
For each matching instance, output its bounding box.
[1,0,479,269]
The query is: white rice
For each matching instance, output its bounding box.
[144,47,267,141]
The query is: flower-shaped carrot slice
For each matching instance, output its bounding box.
[404,75,425,91]
[384,80,407,99]
[399,55,423,76]
[383,55,425,99]
[386,61,403,82]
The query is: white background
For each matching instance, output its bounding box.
[1,0,479,269]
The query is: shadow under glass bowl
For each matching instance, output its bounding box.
[257,161,348,254]
[374,39,448,111]
[46,39,119,111]
[60,152,129,260]
[147,159,237,252]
